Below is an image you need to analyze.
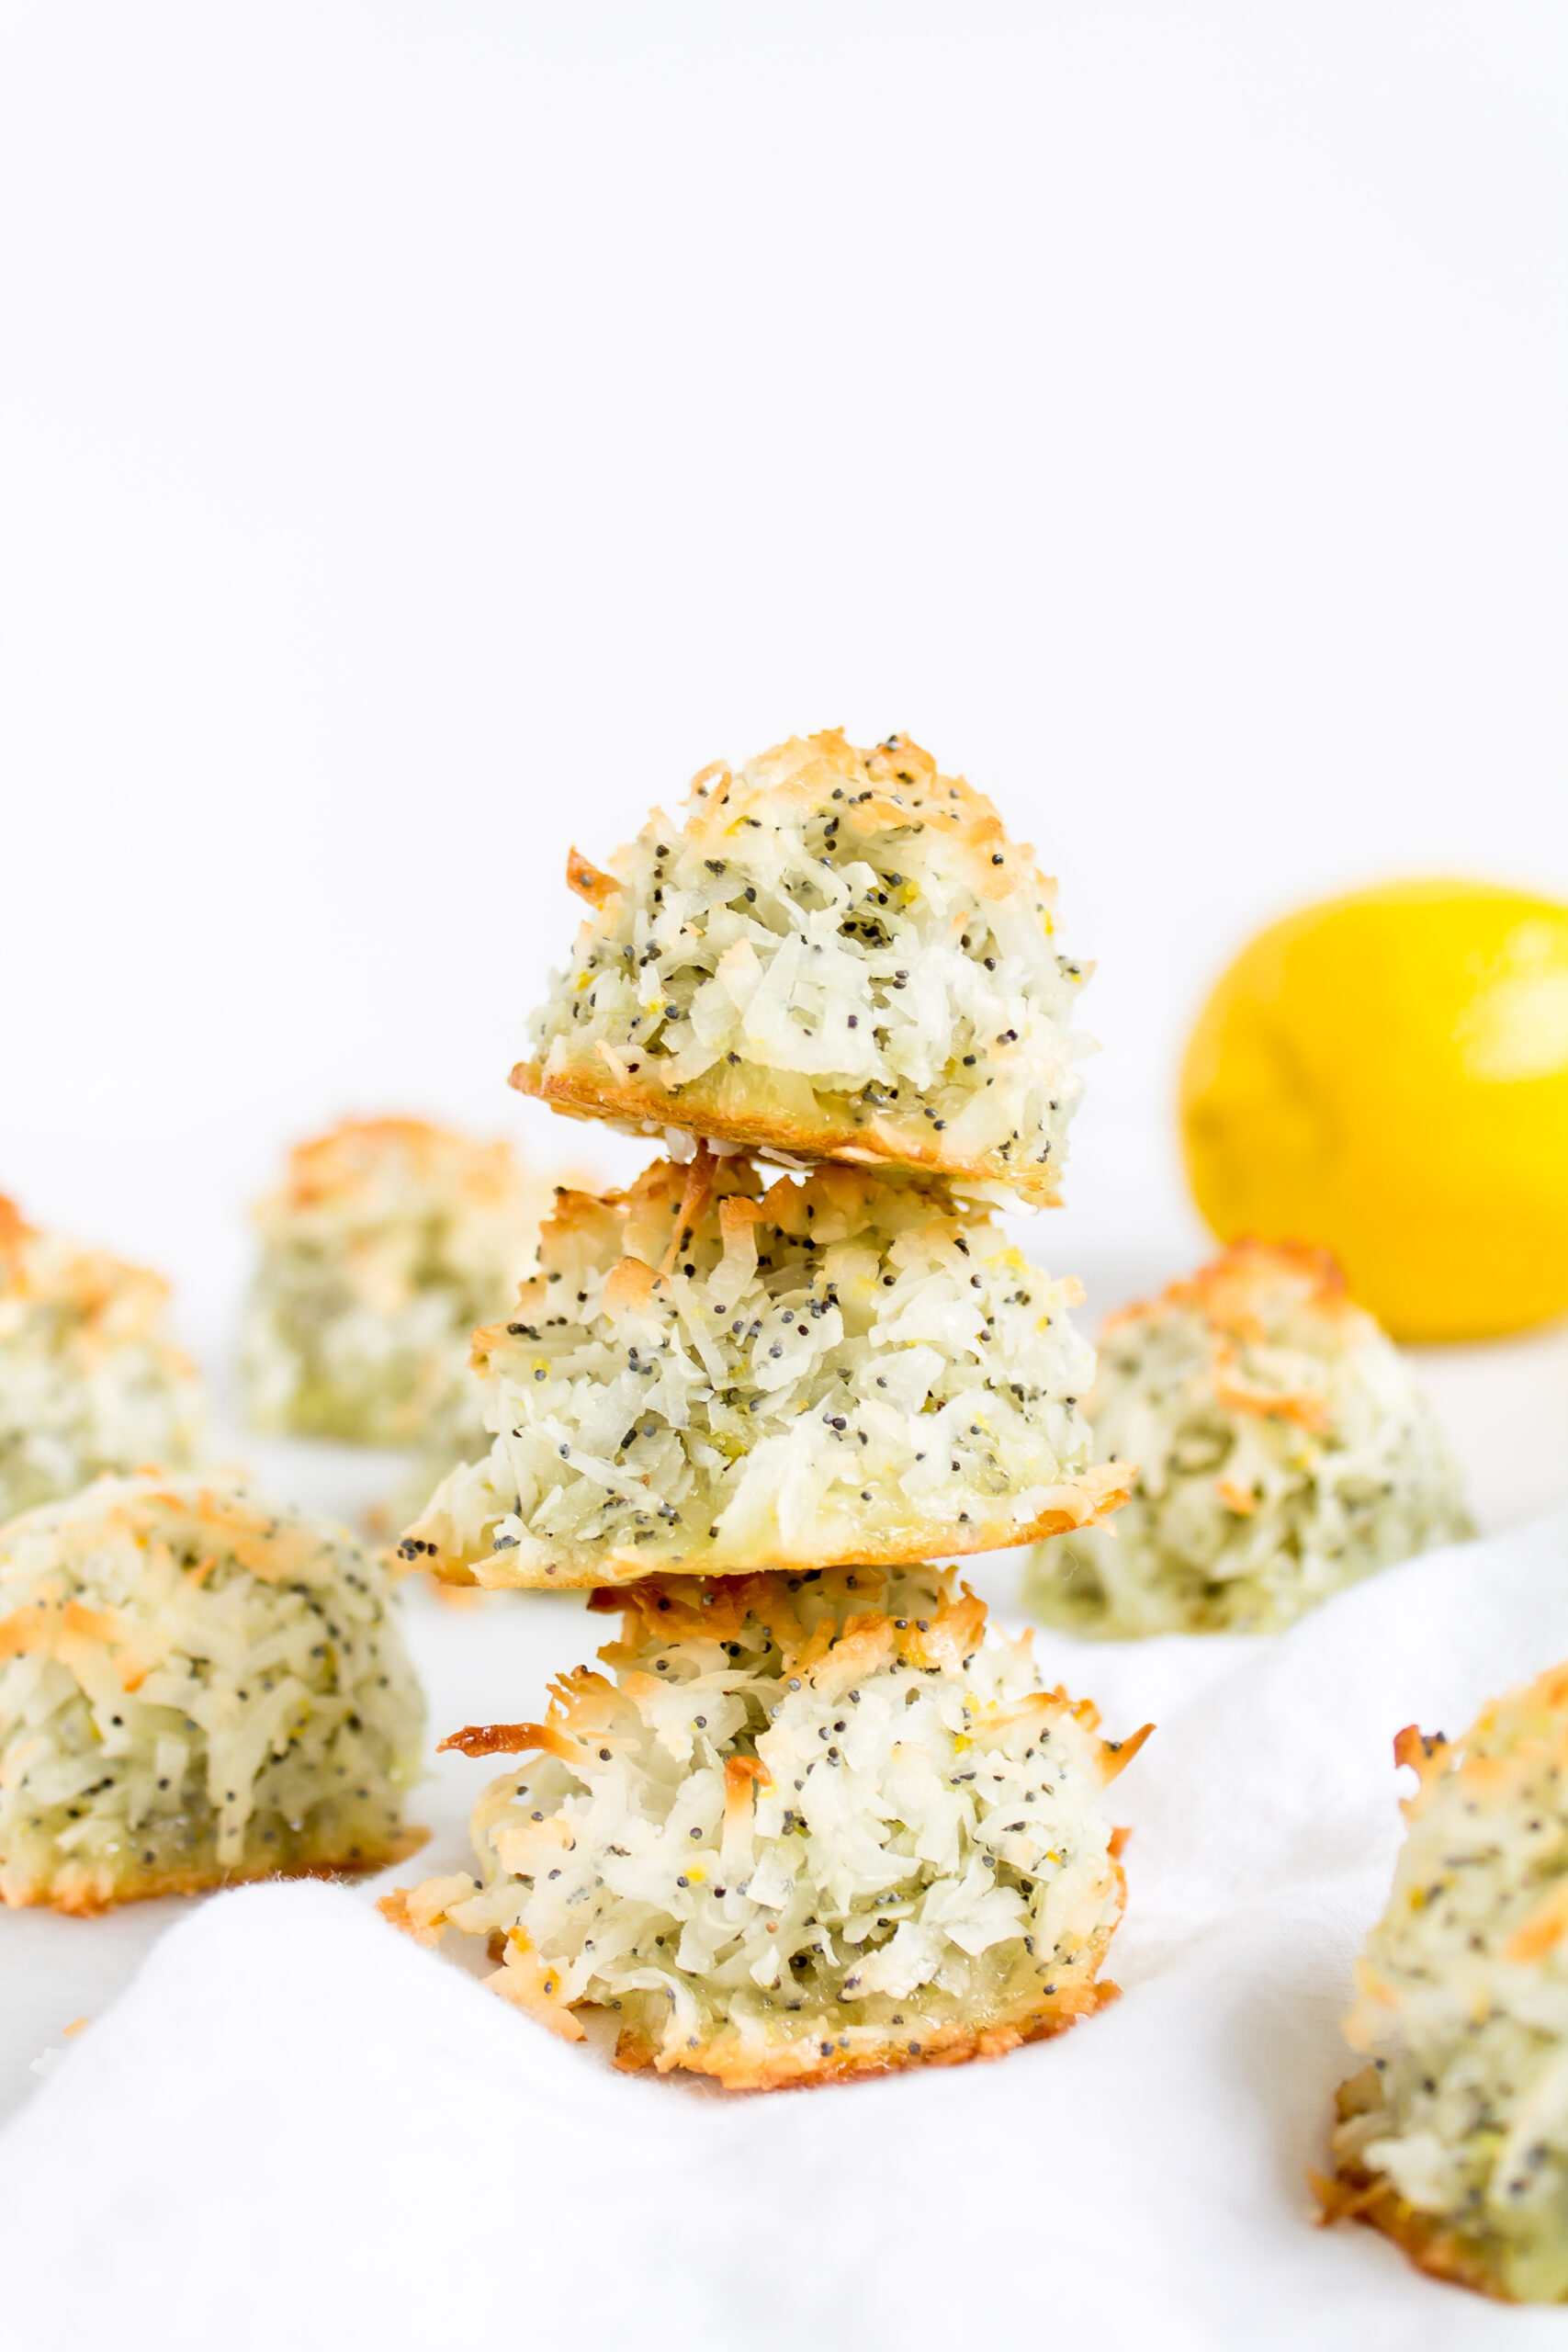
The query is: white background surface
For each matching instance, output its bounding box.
[3,7,1568,2343]
[4,4,1567,1227]
[5,1,1568,1490]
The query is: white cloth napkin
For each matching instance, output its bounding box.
[6,1511,1568,2352]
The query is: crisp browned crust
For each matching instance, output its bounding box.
[513,1052,1064,1210]
[1,1824,429,1917]
[1315,2155,1513,2301]
[433,1459,1133,1591]
[609,1967,1121,2091]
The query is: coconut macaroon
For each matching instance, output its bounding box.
[0,1194,204,1527]
[514,729,1092,1209]
[383,1563,1148,2088]
[241,1116,556,1452]
[399,1147,1129,1590]
[0,1473,425,1913]
[1322,1664,1568,2302]
[1022,1240,1471,1638]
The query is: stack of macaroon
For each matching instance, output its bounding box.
[384,728,1151,2087]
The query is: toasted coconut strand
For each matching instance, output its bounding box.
[0,1474,425,1916]
[1098,1721,1155,1781]
[400,1152,1119,1587]
[386,1564,1143,2091]
[1325,1664,1568,2303]
[1025,1238,1472,1637]
[566,846,618,910]
[0,1194,204,1524]
[515,729,1093,1207]
[438,1722,554,1759]
[239,1115,558,1453]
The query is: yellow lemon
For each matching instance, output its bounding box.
[1180,880,1568,1341]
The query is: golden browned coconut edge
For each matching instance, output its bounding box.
[1314,2145,1511,2301]
[3,1825,428,1918]
[412,1459,1134,1589]
[380,1886,1126,2092]
[610,1949,1122,2091]
[511,1055,1064,1209]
